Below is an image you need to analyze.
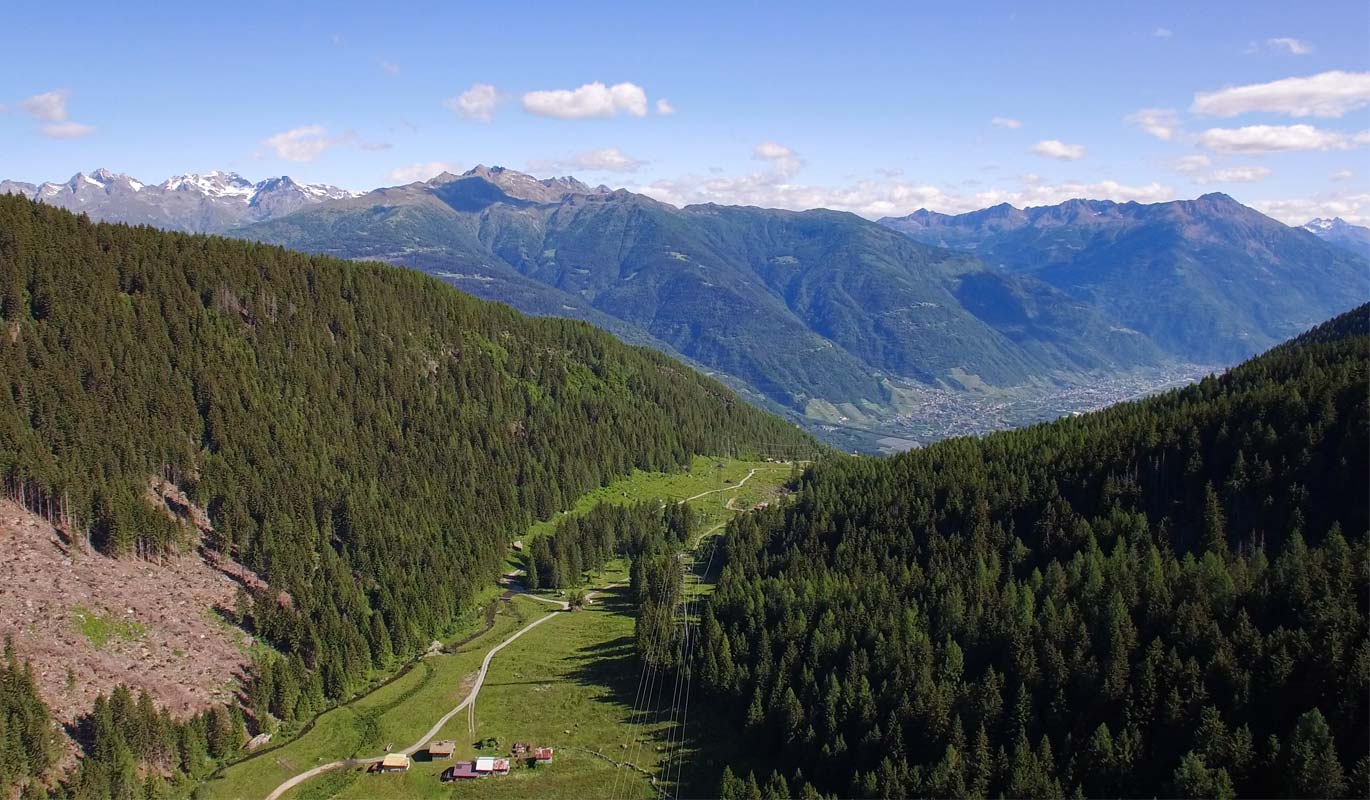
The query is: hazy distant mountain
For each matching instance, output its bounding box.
[1302,217,1370,257]
[238,167,1164,422]
[0,169,356,233]
[882,194,1369,362]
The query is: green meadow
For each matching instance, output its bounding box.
[201,457,794,800]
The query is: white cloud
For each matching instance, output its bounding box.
[1030,139,1086,160]
[1331,168,1355,181]
[262,125,350,162]
[1265,37,1313,55]
[632,149,1173,220]
[379,60,400,76]
[1153,27,1173,38]
[18,89,95,138]
[1192,70,1370,118]
[40,122,94,139]
[1125,108,1181,140]
[1172,154,1212,175]
[20,89,69,122]
[388,161,463,183]
[530,147,645,173]
[1197,165,1272,184]
[991,116,1022,129]
[1252,191,1370,226]
[444,83,497,122]
[754,141,794,160]
[1197,124,1368,153]
[521,82,648,120]
[656,98,676,115]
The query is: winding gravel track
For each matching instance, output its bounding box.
[264,592,571,800]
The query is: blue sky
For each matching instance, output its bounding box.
[3,0,1369,222]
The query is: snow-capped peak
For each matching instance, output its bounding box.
[1303,218,1339,232]
[161,171,257,199]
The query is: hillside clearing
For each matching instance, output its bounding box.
[0,500,255,730]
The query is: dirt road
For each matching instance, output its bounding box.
[263,590,611,800]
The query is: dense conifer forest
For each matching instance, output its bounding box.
[0,196,813,792]
[696,305,1369,798]
[524,500,694,591]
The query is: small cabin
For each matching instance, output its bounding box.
[442,761,479,781]
[492,758,511,774]
[474,756,496,773]
[378,753,410,773]
[534,746,554,763]
[428,740,456,759]
[511,742,531,758]
[512,539,524,552]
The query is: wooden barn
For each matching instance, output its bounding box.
[428,740,456,759]
[377,753,410,773]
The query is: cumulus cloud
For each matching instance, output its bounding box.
[522,82,648,119]
[992,116,1022,129]
[1265,37,1313,55]
[1197,124,1368,153]
[1252,191,1370,226]
[1196,165,1272,184]
[388,161,463,183]
[18,89,95,138]
[1331,168,1355,181]
[40,122,95,139]
[754,141,794,160]
[529,147,645,173]
[20,89,70,122]
[1153,27,1173,38]
[1192,71,1370,118]
[656,98,676,115]
[444,83,498,122]
[1030,139,1086,160]
[262,126,351,161]
[1125,108,1181,140]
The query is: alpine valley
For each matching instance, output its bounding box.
[4,168,1367,451]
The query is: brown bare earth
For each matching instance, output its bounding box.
[0,500,258,733]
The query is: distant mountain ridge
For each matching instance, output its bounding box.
[1302,216,1370,257]
[0,169,356,233]
[882,194,1369,362]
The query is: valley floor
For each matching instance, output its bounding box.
[811,363,1215,453]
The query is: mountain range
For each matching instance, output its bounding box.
[0,169,356,233]
[4,166,1366,448]
[880,195,1368,362]
[235,167,1166,422]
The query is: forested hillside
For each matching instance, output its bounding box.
[696,305,1369,798]
[0,196,811,757]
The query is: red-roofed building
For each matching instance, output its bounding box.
[534,747,554,763]
[442,761,479,781]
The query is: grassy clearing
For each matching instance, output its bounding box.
[199,594,548,800]
[312,463,794,800]
[207,457,794,800]
[71,604,146,648]
[319,578,765,800]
